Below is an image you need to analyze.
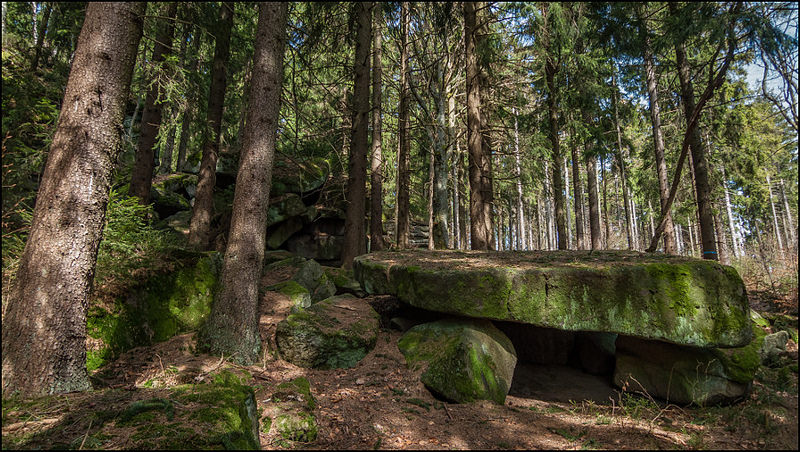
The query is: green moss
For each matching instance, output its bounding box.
[273,412,318,442]
[713,327,768,384]
[274,377,316,411]
[269,280,311,309]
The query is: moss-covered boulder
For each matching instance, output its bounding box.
[322,266,365,297]
[613,332,764,406]
[262,377,318,443]
[398,318,517,405]
[151,186,191,219]
[354,250,752,348]
[1,372,260,449]
[87,252,222,371]
[263,250,296,267]
[275,295,380,369]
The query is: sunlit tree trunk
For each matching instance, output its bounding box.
[612,70,634,250]
[513,108,526,250]
[2,2,144,396]
[780,178,796,248]
[30,1,51,71]
[722,167,740,258]
[198,2,287,364]
[767,173,784,253]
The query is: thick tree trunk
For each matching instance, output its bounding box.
[198,2,287,364]
[396,2,411,249]
[714,206,729,264]
[432,71,450,249]
[130,2,177,205]
[188,3,233,249]
[342,2,371,268]
[370,6,385,252]
[464,1,492,250]
[586,153,601,249]
[674,37,717,260]
[450,96,461,250]
[640,9,677,254]
[2,2,144,397]
[30,1,51,71]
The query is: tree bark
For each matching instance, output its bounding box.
[545,59,566,250]
[432,65,450,249]
[198,2,287,365]
[464,1,492,250]
[2,2,144,397]
[602,156,610,248]
[767,173,784,252]
[586,152,601,250]
[130,2,177,205]
[369,5,385,252]
[176,32,203,172]
[570,124,585,250]
[396,1,411,249]
[342,2,371,268]
[672,22,717,260]
[188,3,233,249]
[780,178,796,247]
[639,6,676,254]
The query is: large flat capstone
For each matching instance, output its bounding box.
[353,250,752,348]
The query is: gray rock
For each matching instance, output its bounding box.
[760,331,790,364]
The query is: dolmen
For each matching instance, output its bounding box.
[353,250,757,406]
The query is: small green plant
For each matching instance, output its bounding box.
[549,427,585,442]
[405,398,430,411]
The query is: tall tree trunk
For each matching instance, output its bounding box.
[564,156,572,248]
[188,3,233,249]
[428,146,435,250]
[639,6,677,254]
[545,57,566,249]
[2,2,144,397]
[370,6,385,252]
[130,2,178,205]
[611,70,634,250]
[722,167,740,257]
[464,1,492,250]
[198,2,287,364]
[673,26,717,260]
[432,67,450,248]
[396,1,411,249]
[30,1,51,71]
[780,178,796,247]
[714,207,729,264]
[177,32,203,172]
[450,96,461,250]
[158,106,177,174]
[602,157,610,248]
[570,124,585,250]
[586,153,601,250]
[342,2,371,268]
[513,108,526,250]
[459,150,468,249]
[767,173,784,252]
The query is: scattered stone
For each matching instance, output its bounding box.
[292,259,323,293]
[311,272,337,303]
[760,331,790,365]
[354,250,752,348]
[275,295,380,369]
[398,318,517,404]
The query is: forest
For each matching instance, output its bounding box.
[1,2,798,450]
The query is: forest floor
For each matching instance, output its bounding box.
[3,260,798,450]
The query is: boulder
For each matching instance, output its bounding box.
[151,186,191,219]
[270,156,330,197]
[760,331,790,365]
[292,259,323,292]
[354,250,752,348]
[262,377,318,443]
[311,272,337,303]
[275,295,380,369]
[267,217,303,250]
[87,251,221,371]
[613,334,760,406]
[322,266,365,297]
[398,318,517,404]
